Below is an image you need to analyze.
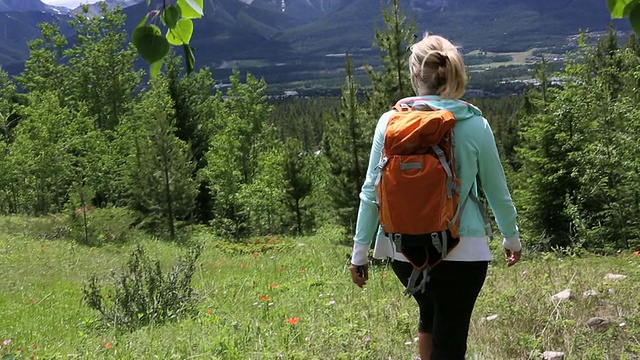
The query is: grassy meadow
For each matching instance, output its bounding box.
[1,216,639,359]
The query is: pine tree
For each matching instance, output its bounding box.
[321,55,371,231]
[201,70,275,238]
[166,55,220,223]
[366,0,417,116]
[119,78,197,239]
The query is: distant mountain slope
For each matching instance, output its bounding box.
[0,0,631,83]
[278,0,627,54]
[0,11,73,67]
[0,0,50,12]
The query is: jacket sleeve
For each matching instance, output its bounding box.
[476,117,519,239]
[351,112,391,264]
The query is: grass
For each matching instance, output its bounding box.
[1,215,639,359]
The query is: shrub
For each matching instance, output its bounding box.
[82,243,202,330]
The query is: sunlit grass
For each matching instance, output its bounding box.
[1,216,639,359]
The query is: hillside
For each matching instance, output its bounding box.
[0,0,631,87]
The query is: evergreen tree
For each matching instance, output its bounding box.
[201,70,274,238]
[516,28,640,251]
[366,0,417,116]
[119,78,197,239]
[282,138,314,235]
[166,55,220,223]
[321,55,371,231]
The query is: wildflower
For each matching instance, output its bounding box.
[207,309,213,314]
[287,317,299,325]
[381,273,388,278]
[268,283,280,289]
[252,253,259,259]
[105,343,112,350]
[327,300,336,306]
[633,250,639,255]
[299,269,305,274]
[2,339,11,346]
[259,295,271,301]
[363,335,371,343]
[305,336,311,342]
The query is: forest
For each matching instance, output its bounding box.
[1,1,639,255]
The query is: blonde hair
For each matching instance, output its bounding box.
[408,33,465,99]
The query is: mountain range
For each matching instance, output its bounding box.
[0,0,631,89]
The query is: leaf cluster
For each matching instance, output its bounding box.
[133,0,203,77]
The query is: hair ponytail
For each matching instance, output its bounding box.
[408,34,465,99]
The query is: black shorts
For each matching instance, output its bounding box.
[391,260,488,359]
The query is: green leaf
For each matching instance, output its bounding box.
[177,0,204,19]
[630,4,640,34]
[136,13,149,28]
[608,0,639,18]
[161,5,181,29]
[183,44,195,75]
[149,60,163,78]
[2,355,16,360]
[132,25,170,65]
[166,19,194,46]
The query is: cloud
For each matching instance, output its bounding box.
[40,0,101,8]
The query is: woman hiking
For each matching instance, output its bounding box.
[349,33,522,360]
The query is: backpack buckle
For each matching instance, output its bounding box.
[392,233,402,248]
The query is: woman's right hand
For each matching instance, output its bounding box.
[349,264,369,287]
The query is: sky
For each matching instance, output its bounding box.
[40,0,101,8]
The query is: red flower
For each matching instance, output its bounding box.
[287,317,299,325]
[207,309,213,314]
[299,269,305,274]
[259,295,271,301]
[105,343,112,350]
[633,251,639,255]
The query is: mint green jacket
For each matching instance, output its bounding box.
[352,96,518,249]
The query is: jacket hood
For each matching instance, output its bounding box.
[395,96,482,121]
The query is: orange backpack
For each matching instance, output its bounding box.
[376,99,464,294]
